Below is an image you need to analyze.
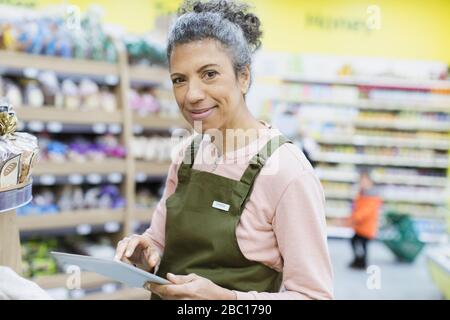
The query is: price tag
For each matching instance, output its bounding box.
[108,124,122,134]
[131,221,141,231]
[23,68,39,79]
[135,173,147,182]
[133,125,144,135]
[92,123,107,134]
[28,121,45,132]
[76,224,92,235]
[86,174,102,184]
[104,222,120,233]
[107,173,122,184]
[104,75,119,86]
[40,174,56,185]
[68,174,83,185]
[47,121,63,133]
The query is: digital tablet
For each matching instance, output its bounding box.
[51,251,170,287]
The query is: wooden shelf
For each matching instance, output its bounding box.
[17,209,124,231]
[77,287,151,300]
[15,106,122,125]
[0,50,119,77]
[133,114,187,129]
[129,65,169,84]
[32,272,112,289]
[134,207,156,224]
[33,160,127,176]
[135,161,171,175]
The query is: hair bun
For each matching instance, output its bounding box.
[179,0,262,52]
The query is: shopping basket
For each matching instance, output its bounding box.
[379,211,425,263]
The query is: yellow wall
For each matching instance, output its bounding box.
[252,0,450,63]
[8,0,450,63]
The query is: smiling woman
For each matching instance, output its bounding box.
[115,0,334,300]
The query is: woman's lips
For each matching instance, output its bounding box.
[189,106,217,121]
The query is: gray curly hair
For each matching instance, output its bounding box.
[167,0,262,84]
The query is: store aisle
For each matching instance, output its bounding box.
[328,238,443,300]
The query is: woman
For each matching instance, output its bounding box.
[115,0,333,300]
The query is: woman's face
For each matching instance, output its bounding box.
[169,39,249,133]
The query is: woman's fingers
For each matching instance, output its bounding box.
[114,237,130,261]
[115,235,159,270]
[148,248,160,268]
[125,235,151,258]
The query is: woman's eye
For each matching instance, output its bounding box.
[204,70,218,80]
[172,78,184,85]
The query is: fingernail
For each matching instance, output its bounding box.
[125,250,131,257]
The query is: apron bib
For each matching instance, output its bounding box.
[153,134,291,299]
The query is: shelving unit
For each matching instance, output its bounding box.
[17,209,125,231]
[32,272,111,290]
[0,48,187,298]
[272,75,450,240]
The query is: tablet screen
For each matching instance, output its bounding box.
[51,251,170,287]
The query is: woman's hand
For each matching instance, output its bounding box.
[145,273,236,300]
[114,234,160,272]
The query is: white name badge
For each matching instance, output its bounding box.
[212,201,230,212]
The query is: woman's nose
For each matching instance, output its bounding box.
[186,81,206,104]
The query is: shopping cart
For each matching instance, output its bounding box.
[378,211,426,263]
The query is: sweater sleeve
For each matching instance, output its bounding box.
[233,171,334,300]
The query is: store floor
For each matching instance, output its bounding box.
[328,238,443,300]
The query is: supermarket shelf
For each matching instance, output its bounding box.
[34,160,127,176]
[354,119,450,132]
[77,287,151,300]
[283,75,450,90]
[129,65,169,85]
[133,115,187,130]
[134,207,155,224]
[373,173,448,187]
[0,50,119,77]
[281,97,450,113]
[17,209,124,231]
[300,117,450,132]
[32,272,112,290]
[325,190,447,205]
[317,170,448,187]
[325,207,351,218]
[33,173,123,186]
[311,152,449,168]
[15,106,122,125]
[135,161,171,176]
[315,135,450,150]
[326,226,354,238]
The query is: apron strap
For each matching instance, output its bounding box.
[178,134,204,179]
[240,135,291,187]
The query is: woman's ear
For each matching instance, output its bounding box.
[238,65,251,95]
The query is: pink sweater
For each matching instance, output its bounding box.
[144,127,334,300]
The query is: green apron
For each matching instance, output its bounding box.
[153,134,291,299]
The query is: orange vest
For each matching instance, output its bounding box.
[350,195,382,239]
